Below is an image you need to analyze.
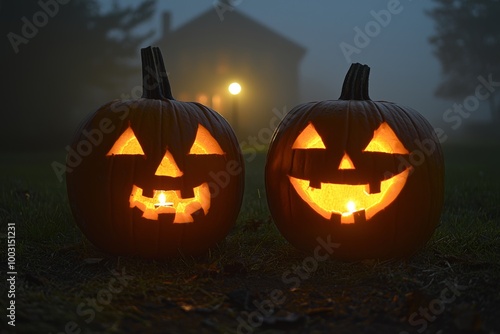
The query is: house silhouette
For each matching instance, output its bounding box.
[154,9,306,140]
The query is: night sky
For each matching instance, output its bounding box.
[99,0,491,127]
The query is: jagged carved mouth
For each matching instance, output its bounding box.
[129,183,210,223]
[289,168,410,224]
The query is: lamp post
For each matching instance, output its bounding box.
[228,82,241,137]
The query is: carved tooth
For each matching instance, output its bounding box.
[330,212,341,225]
[353,210,366,224]
[143,188,154,198]
[368,181,381,194]
[309,180,322,189]
[191,208,205,218]
[180,187,195,199]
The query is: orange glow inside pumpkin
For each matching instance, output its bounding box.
[363,122,408,154]
[129,183,210,223]
[107,126,145,155]
[155,150,183,177]
[106,124,225,222]
[189,124,224,155]
[290,122,410,224]
[292,123,326,149]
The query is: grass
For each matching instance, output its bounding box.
[1,144,499,333]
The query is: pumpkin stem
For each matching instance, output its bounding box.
[152,46,175,100]
[140,46,175,100]
[339,63,371,101]
[141,47,162,99]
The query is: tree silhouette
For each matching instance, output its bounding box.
[0,0,156,150]
[427,0,500,122]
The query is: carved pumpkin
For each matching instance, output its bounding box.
[66,47,244,258]
[265,63,444,260]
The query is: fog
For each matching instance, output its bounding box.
[1,0,499,151]
[141,0,449,120]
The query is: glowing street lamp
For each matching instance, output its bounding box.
[228,82,241,136]
[228,82,241,95]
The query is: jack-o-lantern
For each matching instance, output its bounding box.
[265,63,444,260]
[66,47,244,258]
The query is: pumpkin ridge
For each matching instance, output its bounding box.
[374,101,439,252]
[392,103,444,245]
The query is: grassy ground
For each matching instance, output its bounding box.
[1,143,499,334]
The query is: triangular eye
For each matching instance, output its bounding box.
[338,153,355,169]
[107,126,145,156]
[292,123,326,149]
[363,122,409,154]
[189,125,224,155]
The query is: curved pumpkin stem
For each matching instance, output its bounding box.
[141,47,162,99]
[339,63,371,101]
[152,47,175,100]
[140,46,175,100]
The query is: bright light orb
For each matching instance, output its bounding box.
[228,82,241,95]
[346,201,356,213]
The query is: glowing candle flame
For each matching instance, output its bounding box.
[158,192,166,205]
[346,200,356,213]
[154,191,173,208]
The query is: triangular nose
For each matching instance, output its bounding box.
[155,150,183,177]
[338,152,355,170]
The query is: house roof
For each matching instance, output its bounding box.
[157,8,306,58]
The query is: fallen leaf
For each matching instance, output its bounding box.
[179,303,194,312]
